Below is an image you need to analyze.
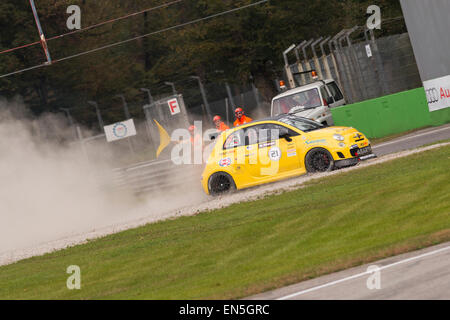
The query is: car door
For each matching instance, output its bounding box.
[319,86,334,125]
[244,123,301,178]
[222,128,246,173]
[326,81,345,107]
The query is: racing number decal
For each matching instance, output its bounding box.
[269,147,281,161]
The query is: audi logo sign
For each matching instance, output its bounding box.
[425,88,439,104]
[423,75,450,112]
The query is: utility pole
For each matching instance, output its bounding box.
[115,94,131,119]
[29,0,52,64]
[60,107,77,139]
[87,101,104,131]
[141,87,164,120]
[140,88,154,105]
[114,94,135,155]
[190,76,212,120]
[164,82,177,95]
[60,108,74,127]
[249,74,261,110]
[214,69,236,109]
[76,126,89,163]
[283,44,296,89]
[141,88,161,150]
[225,98,230,125]
[225,82,235,108]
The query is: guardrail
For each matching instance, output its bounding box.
[112,159,204,194]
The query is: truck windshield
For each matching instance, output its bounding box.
[278,115,324,132]
[272,88,321,115]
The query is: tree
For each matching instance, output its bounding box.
[0,0,403,125]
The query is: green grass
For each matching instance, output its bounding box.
[1,146,449,300]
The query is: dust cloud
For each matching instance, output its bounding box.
[0,98,207,260]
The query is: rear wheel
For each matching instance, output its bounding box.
[305,148,334,173]
[208,172,236,196]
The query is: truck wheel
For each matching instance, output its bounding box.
[305,148,334,173]
[208,172,236,196]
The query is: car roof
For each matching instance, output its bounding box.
[226,114,305,132]
[272,79,334,100]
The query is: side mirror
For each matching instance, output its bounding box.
[209,132,219,141]
[279,128,292,142]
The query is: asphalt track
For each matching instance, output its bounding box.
[248,242,450,300]
[372,124,450,156]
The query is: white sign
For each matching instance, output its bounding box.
[365,44,372,58]
[423,75,450,112]
[268,146,281,161]
[104,119,137,142]
[167,98,181,115]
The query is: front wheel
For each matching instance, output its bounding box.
[305,148,334,173]
[208,172,236,196]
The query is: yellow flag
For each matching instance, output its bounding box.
[154,120,171,158]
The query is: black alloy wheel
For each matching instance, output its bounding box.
[208,172,236,195]
[305,148,334,173]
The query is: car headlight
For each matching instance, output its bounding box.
[333,134,345,141]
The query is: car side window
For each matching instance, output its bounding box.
[326,81,344,102]
[258,124,299,143]
[227,124,300,148]
[320,86,332,103]
[223,129,244,149]
[244,126,259,146]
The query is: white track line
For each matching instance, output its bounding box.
[373,126,450,149]
[277,245,450,300]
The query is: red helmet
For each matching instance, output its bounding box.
[213,115,221,122]
[188,125,196,132]
[235,107,244,115]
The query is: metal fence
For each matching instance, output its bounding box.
[286,23,422,104]
[188,83,270,128]
[143,94,190,147]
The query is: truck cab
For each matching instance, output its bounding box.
[271,79,345,126]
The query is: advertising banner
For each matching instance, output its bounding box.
[423,75,450,112]
[104,119,137,142]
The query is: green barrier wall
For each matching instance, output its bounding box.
[331,88,450,138]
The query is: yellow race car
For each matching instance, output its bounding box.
[201,114,376,195]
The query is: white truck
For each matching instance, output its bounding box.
[270,78,345,126]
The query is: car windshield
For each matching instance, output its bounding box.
[272,88,321,115]
[278,115,324,132]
